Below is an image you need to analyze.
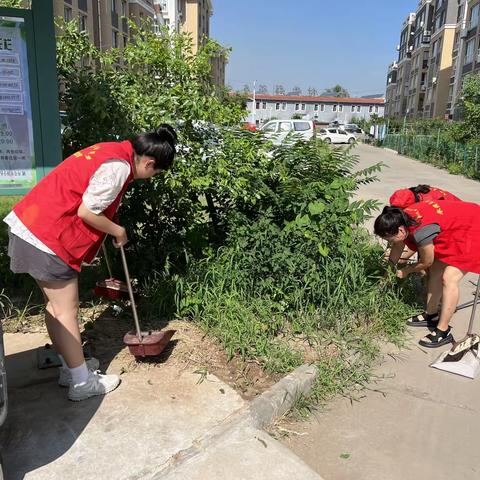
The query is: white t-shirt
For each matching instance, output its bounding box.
[3,159,131,254]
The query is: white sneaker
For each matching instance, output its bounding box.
[68,370,120,402]
[58,357,100,387]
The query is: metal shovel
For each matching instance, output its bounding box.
[119,245,175,358]
[431,275,480,379]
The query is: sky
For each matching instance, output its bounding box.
[211,0,419,98]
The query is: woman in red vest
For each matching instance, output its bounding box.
[389,184,461,209]
[3,125,177,401]
[374,200,480,348]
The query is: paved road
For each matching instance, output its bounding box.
[281,144,480,480]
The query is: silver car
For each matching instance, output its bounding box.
[260,119,315,145]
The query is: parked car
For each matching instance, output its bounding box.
[342,123,364,135]
[0,320,6,479]
[260,119,315,144]
[318,128,356,144]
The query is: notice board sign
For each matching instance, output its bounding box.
[0,16,36,190]
[0,1,61,196]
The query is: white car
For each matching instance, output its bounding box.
[318,128,356,145]
[260,120,315,145]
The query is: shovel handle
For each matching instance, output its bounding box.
[101,242,113,279]
[466,275,480,336]
[119,245,142,341]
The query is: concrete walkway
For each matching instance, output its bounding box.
[1,332,322,479]
[281,144,480,480]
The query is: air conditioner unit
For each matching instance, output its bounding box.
[420,21,424,27]
[432,76,437,84]
[421,85,427,91]
[409,45,414,51]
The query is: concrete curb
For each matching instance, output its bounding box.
[250,363,318,429]
[383,147,398,154]
[131,364,319,479]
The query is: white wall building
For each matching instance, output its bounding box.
[246,94,385,125]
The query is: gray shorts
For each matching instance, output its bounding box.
[7,231,78,283]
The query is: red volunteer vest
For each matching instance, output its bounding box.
[13,141,135,271]
[419,187,461,203]
[404,200,480,274]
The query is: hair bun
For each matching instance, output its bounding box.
[155,124,177,145]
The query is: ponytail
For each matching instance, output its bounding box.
[374,206,419,238]
[409,184,431,202]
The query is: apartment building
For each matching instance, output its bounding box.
[246,95,385,126]
[53,0,155,51]
[423,0,457,118]
[384,0,468,119]
[406,0,435,117]
[450,0,480,118]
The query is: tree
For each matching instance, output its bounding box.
[289,86,302,96]
[322,84,350,98]
[307,86,317,96]
[258,84,268,94]
[242,84,250,94]
[274,84,285,95]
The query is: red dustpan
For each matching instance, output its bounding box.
[119,245,175,358]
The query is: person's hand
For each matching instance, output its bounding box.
[396,268,410,279]
[112,226,128,248]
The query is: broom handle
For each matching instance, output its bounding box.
[119,245,142,341]
[101,242,113,279]
[466,275,480,335]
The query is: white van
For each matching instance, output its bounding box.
[260,119,315,145]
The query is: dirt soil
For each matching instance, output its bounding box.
[3,300,280,400]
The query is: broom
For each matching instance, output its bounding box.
[94,243,132,301]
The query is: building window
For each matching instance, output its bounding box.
[295,103,300,111]
[64,6,72,22]
[262,102,266,109]
[121,0,127,16]
[112,30,119,48]
[465,38,475,64]
[369,106,374,113]
[333,105,337,112]
[375,106,379,113]
[282,102,287,110]
[314,104,319,111]
[79,15,87,32]
[275,102,280,110]
[351,106,355,112]
[339,105,343,112]
[111,0,117,13]
[320,104,325,112]
[471,4,480,29]
[123,36,128,48]
[301,103,306,111]
[357,106,361,112]
[255,101,260,109]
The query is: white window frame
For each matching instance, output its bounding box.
[275,102,280,110]
[465,38,475,64]
[375,105,379,113]
[295,103,300,111]
[357,106,361,112]
[256,101,260,110]
[369,106,374,113]
[471,3,480,29]
[320,104,325,112]
[333,105,338,112]
[262,102,267,110]
[79,15,87,32]
[339,105,343,112]
[301,103,306,111]
[351,105,355,112]
[282,102,287,111]
[314,104,319,111]
[64,6,72,22]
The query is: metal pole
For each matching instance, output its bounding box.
[101,243,113,278]
[120,246,142,341]
[252,80,256,125]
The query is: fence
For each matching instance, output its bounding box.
[382,134,480,179]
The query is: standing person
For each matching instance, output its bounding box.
[374,200,480,348]
[3,125,177,400]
